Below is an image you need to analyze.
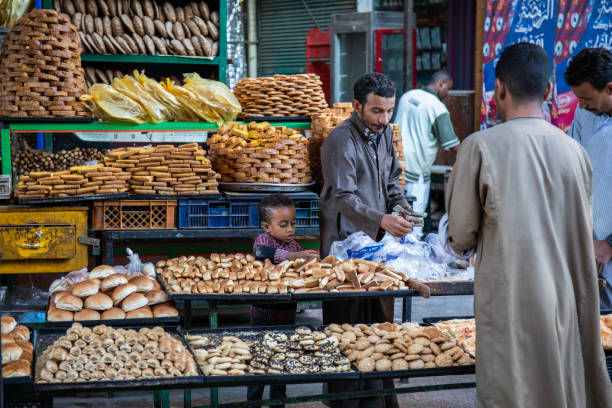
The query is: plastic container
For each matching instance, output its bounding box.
[178,199,231,228]
[92,200,177,230]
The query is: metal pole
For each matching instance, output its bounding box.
[247,0,258,78]
[403,0,414,92]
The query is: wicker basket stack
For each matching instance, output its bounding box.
[0,9,90,118]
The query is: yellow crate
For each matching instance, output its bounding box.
[0,206,88,274]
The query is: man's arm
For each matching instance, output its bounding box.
[432,112,460,151]
[321,131,385,240]
[445,137,490,253]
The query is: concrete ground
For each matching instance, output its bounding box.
[51,295,476,407]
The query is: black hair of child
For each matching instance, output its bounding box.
[258,193,295,223]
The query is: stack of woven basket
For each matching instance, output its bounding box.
[0,9,90,118]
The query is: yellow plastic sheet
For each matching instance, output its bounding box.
[0,0,33,28]
[132,70,197,122]
[80,84,149,124]
[182,73,242,124]
[111,75,169,123]
[161,78,213,122]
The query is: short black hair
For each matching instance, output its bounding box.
[258,193,295,223]
[430,70,452,84]
[353,73,395,106]
[564,47,612,91]
[495,42,551,102]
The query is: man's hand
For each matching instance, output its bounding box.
[594,240,612,274]
[287,250,320,261]
[381,214,413,237]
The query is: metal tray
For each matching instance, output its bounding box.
[0,116,94,123]
[424,281,474,296]
[243,116,311,122]
[359,364,475,380]
[3,327,37,384]
[218,182,315,193]
[291,289,416,301]
[44,316,180,327]
[182,325,360,386]
[33,326,203,392]
[17,192,129,205]
[421,316,474,325]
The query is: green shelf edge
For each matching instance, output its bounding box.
[80,53,221,66]
[8,121,312,132]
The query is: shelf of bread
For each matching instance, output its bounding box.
[207,121,312,184]
[601,314,611,351]
[2,316,34,379]
[156,253,429,297]
[47,265,179,323]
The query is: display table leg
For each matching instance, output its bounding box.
[185,299,192,329]
[210,387,219,408]
[402,296,413,322]
[154,389,161,408]
[161,389,170,408]
[209,301,219,407]
[104,234,114,265]
[184,388,192,408]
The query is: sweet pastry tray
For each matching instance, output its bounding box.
[3,327,37,384]
[33,326,203,391]
[218,181,315,193]
[182,325,359,386]
[158,278,292,302]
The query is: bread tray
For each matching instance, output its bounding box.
[158,278,292,302]
[33,326,203,392]
[291,289,416,301]
[44,315,180,328]
[218,182,315,193]
[17,192,129,205]
[244,116,311,122]
[421,316,474,325]
[358,364,475,380]
[3,327,37,384]
[0,116,94,123]
[182,325,359,386]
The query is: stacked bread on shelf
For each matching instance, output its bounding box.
[309,103,354,184]
[36,323,198,382]
[390,124,407,190]
[104,144,220,195]
[233,74,328,117]
[431,318,476,357]
[1,316,33,378]
[601,314,612,350]
[55,0,220,57]
[48,265,178,321]
[156,253,426,295]
[207,122,312,184]
[187,326,352,376]
[0,9,90,118]
[324,322,474,372]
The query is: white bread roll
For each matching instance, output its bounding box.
[121,293,148,312]
[74,309,100,321]
[101,307,126,320]
[2,360,30,378]
[2,343,22,364]
[152,304,178,318]
[145,290,168,305]
[126,306,153,319]
[1,316,17,334]
[9,325,30,342]
[112,283,137,305]
[84,293,113,311]
[89,265,117,279]
[101,274,128,291]
[71,279,99,297]
[47,308,74,322]
[129,276,155,292]
[55,294,84,311]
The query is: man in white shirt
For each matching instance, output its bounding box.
[565,47,612,308]
[394,71,460,236]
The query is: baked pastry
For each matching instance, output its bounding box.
[71,280,100,298]
[101,274,128,291]
[126,307,153,319]
[145,290,168,305]
[2,343,23,365]
[89,265,117,279]
[152,304,178,318]
[1,316,17,334]
[84,293,113,311]
[74,309,100,321]
[101,307,126,320]
[55,294,84,311]
[601,314,612,350]
[129,276,155,292]
[112,284,138,305]
[122,293,148,312]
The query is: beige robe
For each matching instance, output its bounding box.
[446,118,612,407]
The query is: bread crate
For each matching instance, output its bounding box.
[93,200,177,230]
[178,199,232,228]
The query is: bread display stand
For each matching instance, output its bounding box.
[218,181,316,193]
[17,191,130,205]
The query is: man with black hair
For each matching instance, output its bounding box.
[446,42,611,407]
[564,47,612,308]
[394,71,460,236]
[319,73,411,408]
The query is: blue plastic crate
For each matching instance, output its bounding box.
[178,199,230,228]
[230,201,260,228]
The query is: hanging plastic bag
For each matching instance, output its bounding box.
[80,84,149,123]
[182,73,242,124]
[162,78,210,121]
[111,75,169,123]
[132,70,197,122]
[0,0,33,28]
[125,247,144,276]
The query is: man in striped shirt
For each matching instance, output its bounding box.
[565,47,612,308]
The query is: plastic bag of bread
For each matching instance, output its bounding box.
[132,71,196,122]
[80,84,149,124]
[182,73,241,124]
[111,76,169,123]
[0,0,33,28]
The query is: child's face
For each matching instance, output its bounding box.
[262,206,296,242]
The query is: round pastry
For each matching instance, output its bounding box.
[145,290,168,305]
[2,343,22,364]
[126,307,153,319]
[89,265,117,279]
[407,343,424,355]
[375,358,391,371]
[295,326,311,335]
[374,343,392,353]
[357,358,375,372]
[298,355,315,365]
[71,280,100,297]
[409,359,425,369]
[55,294,84,311]
[112,284,138,306]
[269,359,284,370]
[302,343,319,352]
[333,355,350,365]
[85,293,113,310]
[74,309,100,321]
[129,276,155,292]
[392,359,409,370]
[152,304,178,318]
[2,360,30,378]
[286,351,300,359]
[101,307,126,320]
[101,274,129,291]
[434,353,453,367]
[1,316,17,334]
[2,334,14,345]
[356,338,370,351]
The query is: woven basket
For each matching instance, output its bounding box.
[0,9,90,118]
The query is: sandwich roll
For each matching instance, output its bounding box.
[101,274,129,291]
[152,304,178,318]
[71,280,100,297]
[1,316,17,334]
[74,309,101,321]
[145,290,168,305]
[129,276,155,292]
[84,293,113,311]
[2,343,23,364]
[9,325,30,342]
[101,307,126,320]
[126,307,153,319]
[47,309,74,322]
[89,265,117,279]
[112,283,137,305]
[121,293,148,312]
[55,294,84,311]
[2,360,30,378]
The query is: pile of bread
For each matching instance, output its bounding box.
[602,314,612,350]
[207,122,312,184]
[324,322,475,372]
[234,74,328,118]
[309,103,354,184]
[187,326,351,376]
[56,0,220,57]
[37,323,198,383]
[391,124,407,190]
[431,318,476,357]
[48,265,178,322]
[15,143,219,198]
[157,254,426,296]
[1,316,33,378]
[104,144,220,195]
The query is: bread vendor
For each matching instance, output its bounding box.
[446,43,612,407]
[564,47,612,309]
[319,73,412,408]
